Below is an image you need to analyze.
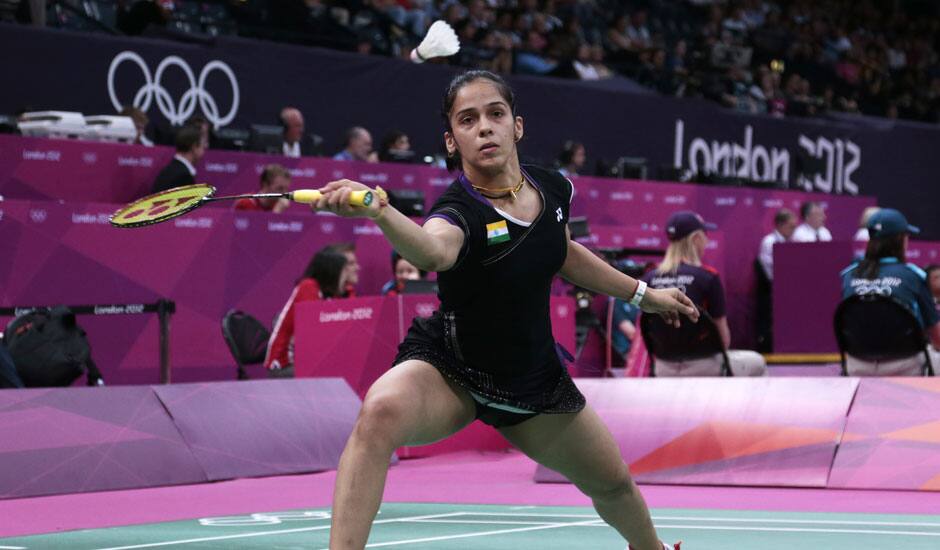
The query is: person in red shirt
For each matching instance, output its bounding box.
[264,245,355,377]
[234,164,292,213]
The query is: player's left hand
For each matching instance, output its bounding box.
[640,287,699,327]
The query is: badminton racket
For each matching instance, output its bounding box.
[109,184,373,228]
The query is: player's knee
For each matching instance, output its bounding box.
[354,392,410,448]
[580,467,636,502]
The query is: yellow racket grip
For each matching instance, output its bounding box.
[290,189,374,206]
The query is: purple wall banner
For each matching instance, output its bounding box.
[152,379,360,481]
[0,199,401,384]
[0,386,206,499]
[2,24,935,237]
[0,133,875,350]
[829,379,940,491]
[535,378,859,487]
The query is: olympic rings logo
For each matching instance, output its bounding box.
[107,51,240,128]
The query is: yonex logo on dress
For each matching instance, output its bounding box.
[556,207,563,222]
[107,51,240,128]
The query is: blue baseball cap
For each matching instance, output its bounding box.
[867,208,919,239]
[665,211,717,241]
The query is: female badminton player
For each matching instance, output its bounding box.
[314,70,693,550]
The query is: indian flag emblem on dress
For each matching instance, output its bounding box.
[486,220,510,245]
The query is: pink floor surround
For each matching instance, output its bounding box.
[2,451,939,539]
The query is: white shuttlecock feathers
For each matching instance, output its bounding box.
[410,20,460,63]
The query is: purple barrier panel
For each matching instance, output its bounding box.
[0,199,397,384]
[829,379,940,491]
[0,386,206,499]
[535,378,858,487]
[152,378,360,481]
[294,297,401,398]
[773,241,854,353]
[0,135,173,204]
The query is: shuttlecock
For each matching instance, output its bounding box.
[410,20,460,63]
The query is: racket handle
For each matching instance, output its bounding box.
[290,189,374,206]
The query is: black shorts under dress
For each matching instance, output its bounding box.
[393,165,585,428]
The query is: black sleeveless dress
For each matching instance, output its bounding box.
[393,165,586,426]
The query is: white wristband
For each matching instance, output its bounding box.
[629,280,647,307]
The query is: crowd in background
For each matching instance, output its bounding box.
[9,0,938,124]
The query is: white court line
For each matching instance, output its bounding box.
[94,512,464,550]
[356,518,604,548]
[0,545,27,549]
[651,524,940,537]
[458,512,940,528]
[411,515,940,538]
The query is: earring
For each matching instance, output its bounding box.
[447,150,455,158]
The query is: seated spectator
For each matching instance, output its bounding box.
[119,105,153,146]
[264,245,355,377]
[324,241,360,296]
[757,208,797,282]
[233,164,291,213]
[854,206,880,242]
[333,126,377,162]
[643,211,767,376]
[377,130,414,163]
[279,106,317,158]
[611,292,641,365]
[150,125,205,194]
[381,252,425,295]
[557,141,586,177]
[792,201,833,242]
[839,208,940,375]
[927,264,940,314]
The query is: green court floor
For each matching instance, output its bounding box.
[2,502,938,549]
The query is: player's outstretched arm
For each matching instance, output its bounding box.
[560,235,698,327]
[314,179,464,272]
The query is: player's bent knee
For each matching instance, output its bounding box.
[577,468,636,502]
[353,393,411,448]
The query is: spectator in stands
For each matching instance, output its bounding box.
[186,115,210,149]
[792,201,832,242]
[625,10,652,50]
[119,105,153,146]
[926,265,940,313]
[643,211,767,376]
[117,0,168,36]
[150,125,205,194]
[610,261,646,365]
[854,207,880,242]
[333,126,377,162]
[840,208,940,375]
[757,208,797,282]
[264,246,353,377]
[323,241,360,295]
[755,207,796,351]
[381,251,425,295]
[279,106,317,158]
[233,164,291,213]
[377,130,414,163]
[557,141,586,177]
[574,43,614,81]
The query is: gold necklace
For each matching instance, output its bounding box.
[472,176,526,200]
